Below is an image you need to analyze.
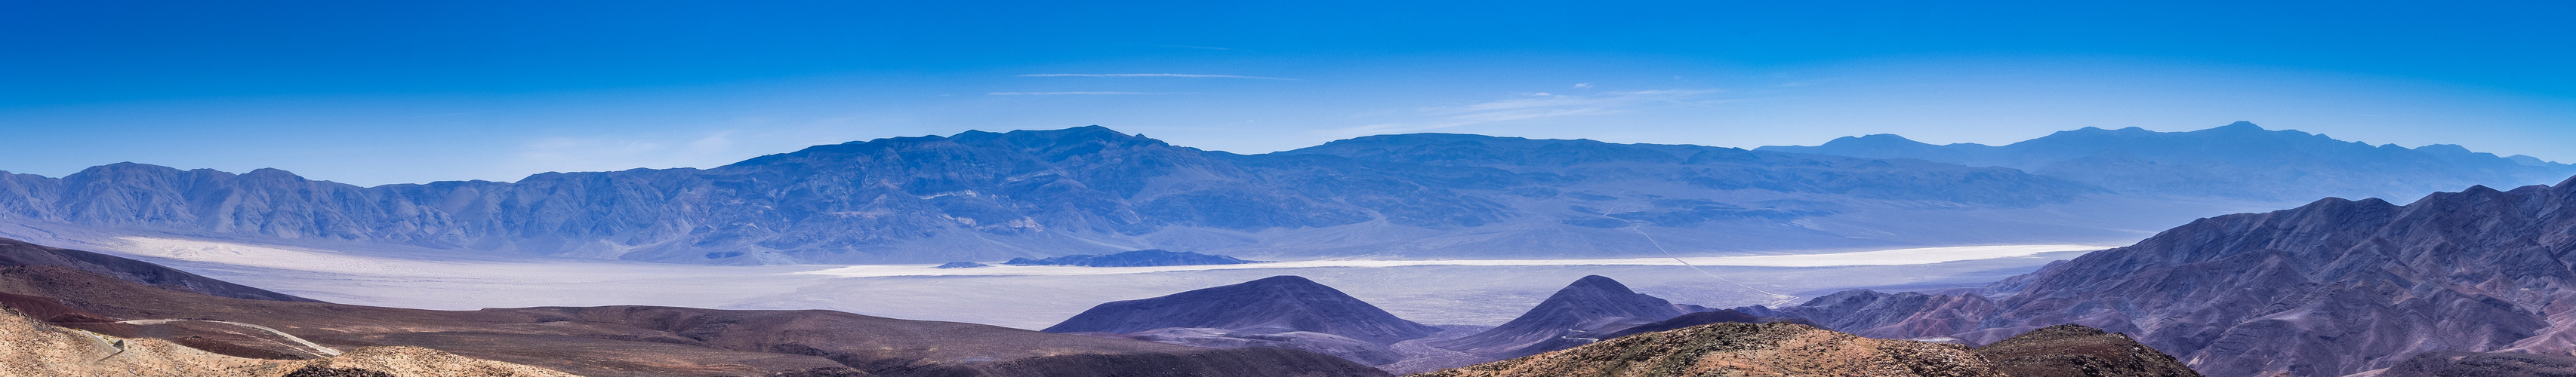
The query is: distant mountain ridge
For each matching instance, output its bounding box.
[0,126,2142,265]
[4,123,2550,265]
[1760,121,2576,202]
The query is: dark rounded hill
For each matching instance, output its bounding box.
[1043,275,1437,345]
[1431,274,1693,357]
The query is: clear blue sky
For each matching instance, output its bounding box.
[4,1,2572,185]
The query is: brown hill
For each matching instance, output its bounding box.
[1044,275,1437,345]
[0,237,315,302]
[0,260,1388,377]
[1430,275,1698,358]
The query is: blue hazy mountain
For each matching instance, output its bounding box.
[0,126,2157,264]
[1759,121,2576,203]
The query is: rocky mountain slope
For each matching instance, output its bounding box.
[0,126,2156,265]
[1413,322,2197,377]
[1760,121,2576,203]
[2371,351,2576,377]
[1429,275,1702,358]
[0,243,1391,377]
[1739,176,2576,376]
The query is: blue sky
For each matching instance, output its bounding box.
[4,1,2572,185]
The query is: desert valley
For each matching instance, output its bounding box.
[8,2,2574,375]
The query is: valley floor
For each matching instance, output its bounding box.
[73,236,2103,329]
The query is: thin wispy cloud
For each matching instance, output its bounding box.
[1018,73,1300,80]
[985,91,1194,95]
[510,131,738,175]
[1327,89,1726,136]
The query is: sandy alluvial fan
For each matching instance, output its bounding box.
[0,305,575,377]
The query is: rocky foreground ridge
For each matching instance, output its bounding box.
[1411,321,2199,377]
[0,303,576,377]
[1737,176,2576,376]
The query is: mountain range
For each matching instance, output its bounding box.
[1759,121,2576,202]
[11,122,2541,265]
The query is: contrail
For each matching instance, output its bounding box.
[1605,199,1801,307]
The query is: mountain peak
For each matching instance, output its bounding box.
[2190,121,2310,138]
[2417,143,2475,155]
[975,125,1166,146]
[994,124,1139,141]
[241,167,307,181]
[1824,133,1933,147]
[1430,275,1691,356]
[1562,274,1640,295]
[76,161,183,175]
[1243,274,1320,287]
